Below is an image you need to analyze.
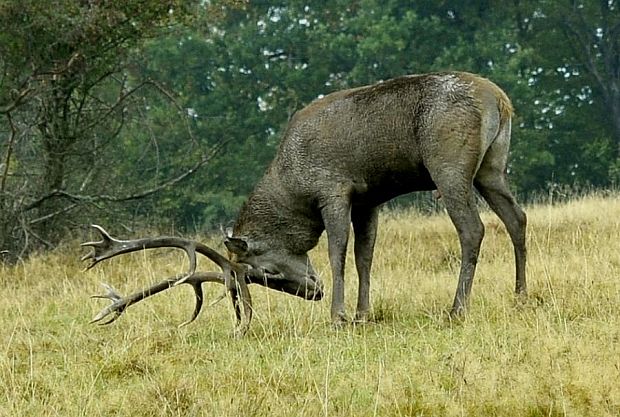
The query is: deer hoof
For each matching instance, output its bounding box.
[353,311,371,324]
[331,313,349,329]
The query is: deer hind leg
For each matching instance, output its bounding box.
[321,196,353,325]
[352,206,378,323]
[432,169,485,316]
[475,140,527,295]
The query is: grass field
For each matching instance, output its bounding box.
[1,194,619,416]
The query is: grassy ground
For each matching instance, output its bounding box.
[1,194,619,416]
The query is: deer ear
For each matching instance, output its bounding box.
[224,236,249,255]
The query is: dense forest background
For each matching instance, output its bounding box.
[1,0,619,258]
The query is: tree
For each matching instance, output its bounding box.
[511,0,620,186]
[0,0,207,258]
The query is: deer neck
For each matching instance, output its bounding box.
[233,179,324,254]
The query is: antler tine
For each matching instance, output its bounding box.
[181,241,254,335]
[81,225,198,281]
[178,281,205,328]
[91,282,122,302]
[90,282,126,325]
[237,280,253,337]
[172,242,197,286]
[80,225,118,270]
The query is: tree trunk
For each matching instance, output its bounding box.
[33,79,77,245]
[612,89,620,160]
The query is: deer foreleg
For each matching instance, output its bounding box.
[321,198,352,325]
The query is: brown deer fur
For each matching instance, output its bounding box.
[225,71,527,324]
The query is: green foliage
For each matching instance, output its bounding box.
[2,0,619,243]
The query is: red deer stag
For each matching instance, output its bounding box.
[82,72,527,335]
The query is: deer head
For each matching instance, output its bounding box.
[224,235,324,301]
[81,225,323,336]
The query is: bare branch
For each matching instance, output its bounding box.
[29,203,78,225]
[0,87,33,115]
[27,52,86,84]
[1,53,87,116]
[79,79,151,133]
[147,79,202,150]
[22,138,226,212]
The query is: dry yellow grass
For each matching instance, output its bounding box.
[1,194,619,416]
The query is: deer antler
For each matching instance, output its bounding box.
[90,272,227,327]
[81,225,253,335]
[81,224,200,278]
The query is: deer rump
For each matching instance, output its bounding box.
[82,72,526,335]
